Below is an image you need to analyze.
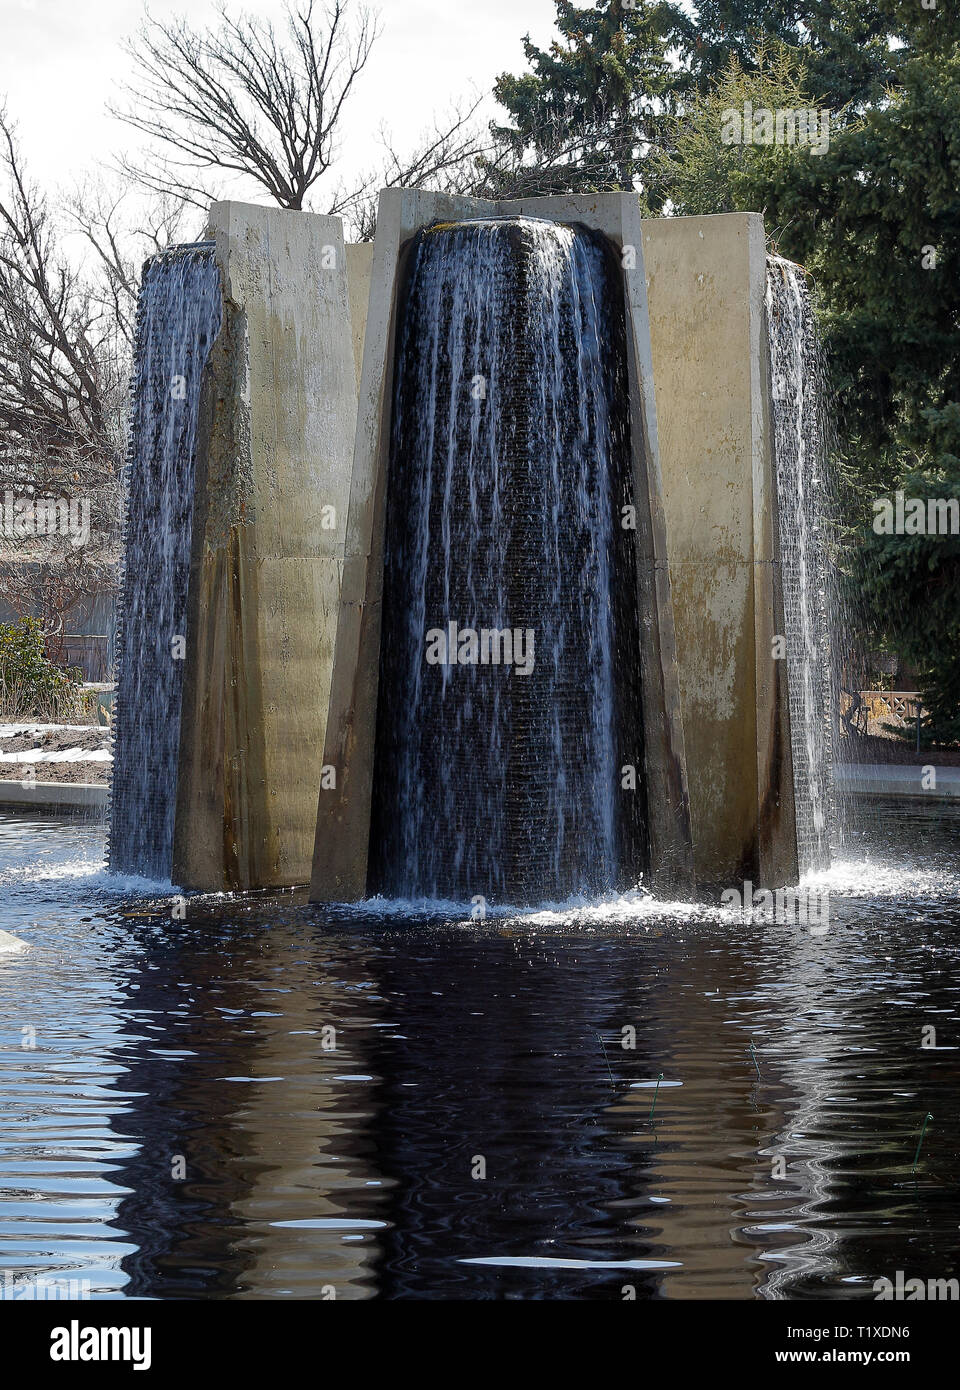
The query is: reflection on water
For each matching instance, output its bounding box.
[0,801,959,1300]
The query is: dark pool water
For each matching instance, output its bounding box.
[1,800,959,1301]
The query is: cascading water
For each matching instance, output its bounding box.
[109,246,221,881]
[766,256,834,874]
[370,217,646,904]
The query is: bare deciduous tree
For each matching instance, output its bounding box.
[0,109,125,645]
[115,0,379,211]
[114,0,623,239]
[0,117,118,450]
[65,182,194,350]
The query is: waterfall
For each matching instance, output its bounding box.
[766,256,834,874]
[369,217,646,904]
[109,246,221,881]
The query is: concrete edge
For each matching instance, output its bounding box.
[175,200,360,891]
[835,765,960,800]
[0,780,108,810]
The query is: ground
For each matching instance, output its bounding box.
[0,723,110,785]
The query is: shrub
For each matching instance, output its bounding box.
[0,618,87,722]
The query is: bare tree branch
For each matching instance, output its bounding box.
[325,96,489,239]
[65,181,195,348]
[0,108,125,635]
[114,0,380,210]
[327,100,659,240]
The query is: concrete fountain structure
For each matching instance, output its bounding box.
[110,203,369,889]
[110,193,832,903]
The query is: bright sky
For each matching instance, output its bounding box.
[1,0,563,209]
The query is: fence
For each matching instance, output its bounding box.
[53,635,112,683]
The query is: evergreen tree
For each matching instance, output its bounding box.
[656,12,960,740]
[490,0,688,205]
[685,0,896,108]
[495,2,960,738]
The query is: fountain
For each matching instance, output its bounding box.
[370,217,646,902]
[312,191,696,905]
[110,203,362,890]
[109,245,221,881]
[110,193,832,903]
[766,257,835,873]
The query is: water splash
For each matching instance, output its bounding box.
[109,246,221,881]
[766,257,835,873]
[370,217,645,904]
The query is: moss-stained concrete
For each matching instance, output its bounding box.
[345,243,374,388]
[641,213,798,891]
[173,202,360,890]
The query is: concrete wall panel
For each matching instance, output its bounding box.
[174,201,358,890]
[641,212,798,890]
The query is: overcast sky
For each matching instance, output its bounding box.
[1,0,563,209]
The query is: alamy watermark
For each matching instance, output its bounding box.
[720,878,830,933]
[721,101,831,156]
[874,1271,958,1300]
[872,490,959,535]
[50,1320,151,1370]
[1,1271,91,1300]
[425,620,535,677]
[1,491,90,547]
